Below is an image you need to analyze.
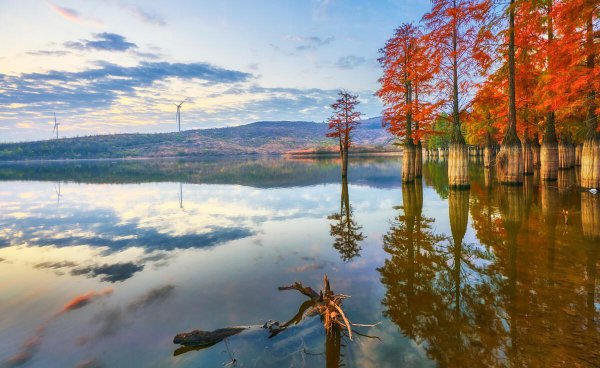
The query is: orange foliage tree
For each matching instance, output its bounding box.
[326,90,362,178]
[377,23,440,145]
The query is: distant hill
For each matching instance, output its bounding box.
[0,117,396,161]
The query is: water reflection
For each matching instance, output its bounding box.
[381,163,600,367]
[0,157,599,367]
[328,177,365,262]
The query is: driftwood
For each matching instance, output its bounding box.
[173,275,376,357]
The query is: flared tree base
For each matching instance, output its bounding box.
[541,142,559,181]
[402,142,416,183]
[496,143,524,185]
[581,138,600,189]
[448,142,470,188]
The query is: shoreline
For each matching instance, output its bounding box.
[0,151,403,165]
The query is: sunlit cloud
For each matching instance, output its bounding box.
[119,2,166,26]
[46,2,103,26]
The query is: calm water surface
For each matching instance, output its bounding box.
[0,157,598,367]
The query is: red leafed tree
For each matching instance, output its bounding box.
[552,0,599,188]
[422,0,490,143]
[422,0,490,187]
[326,90,362,178]
[377,23,440,144]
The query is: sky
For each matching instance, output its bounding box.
[0,0,430,142]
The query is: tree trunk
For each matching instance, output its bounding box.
[341,147,349,178]
[415,140,423,178]
[541,113,559,181]
[576,144,583,166]
[523,136,534,175]
[581,6,599,189]
[484,133,494,168]
[558,135,570,169]
[532,133,541,167]
[541,2,559,181]
[449,142,469,188]
[447,0,469,188]
[581,139,600,189]
[402,140,416,183]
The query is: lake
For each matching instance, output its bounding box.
[0,157,598,367]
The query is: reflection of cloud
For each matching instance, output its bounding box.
[65,33,137,52]
[34,260,78,269]
[79,285,175,344]
[289,261,335,273]
[3,324,47,367]
[71,262,143,283]
[2,288,112,367]
[57,289,114,315]
[74,358,103,368]
[127,285,175,311]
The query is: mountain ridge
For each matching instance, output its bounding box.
[0,117,396,161]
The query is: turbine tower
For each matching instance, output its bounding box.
[175,98,187,132]
[52,113,59,139]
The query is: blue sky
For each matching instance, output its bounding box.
[0,0,429,142]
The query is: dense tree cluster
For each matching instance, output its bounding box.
[377,0,599,189]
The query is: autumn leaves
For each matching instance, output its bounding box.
[374,0,599,189]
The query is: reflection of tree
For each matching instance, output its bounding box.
[422,160,449,199]
[380,186,502,366]
[379,180,445,338]
[327,177,365,262]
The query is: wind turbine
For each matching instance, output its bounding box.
[54,182,62,207]
[178,182,184,211]
[174,98,187,132]
[52,113,59,139]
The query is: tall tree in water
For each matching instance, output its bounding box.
[326,90,362,178]
[538,0,560,181]
[378,23,440,182]
[422,0,490,188]
[496,0,524,184]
